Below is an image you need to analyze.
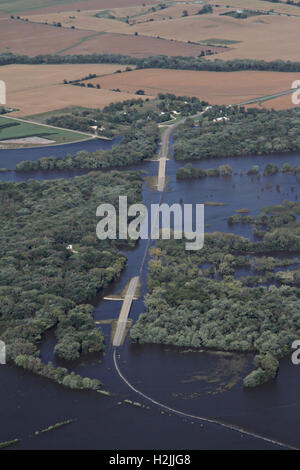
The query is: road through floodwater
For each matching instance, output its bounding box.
[1,129,300,449]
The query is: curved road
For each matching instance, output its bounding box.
[113,350,297,450]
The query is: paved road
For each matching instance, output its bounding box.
[158,109,211,191]
[158,120,184,191]
[112,276,139,347]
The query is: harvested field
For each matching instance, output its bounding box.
[0,0,158,16]
[23,3,300,61]
[122,4,226,25]
[0,64,152,117]
[131,13,300,61]
[209,0,300,16]
[23,10,134,33]
[60,32,226,57]
[0,17,95,56]
[88,68,300,109]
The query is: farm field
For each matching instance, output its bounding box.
[0,115,88,146]
[0,16,225,58]
[85,68,300,108]
[0,64,151,117]
[0,0,157,16]
[0,17,95,56]
[22,3,300,61]
[59,32,225,57]
[131,13,300,61]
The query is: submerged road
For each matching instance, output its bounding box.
[109,106,300,449]
[113,349,298,450]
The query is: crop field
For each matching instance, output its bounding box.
[59,32,225,57]
[0,115,87,145]
[0,0,156,15]
[0,64,151,117]
[23,3,300,61]
[0,17,95,56]
[131,12,300,61]
[23,10,135,33]
[86,68,300,109]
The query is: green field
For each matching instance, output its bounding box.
[0,0,88,14]
[0,116,90,145]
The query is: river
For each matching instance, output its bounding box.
[1,136,300,450]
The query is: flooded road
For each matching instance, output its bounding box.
[1,134,300,449]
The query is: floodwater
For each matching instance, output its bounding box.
[1,136,300,450]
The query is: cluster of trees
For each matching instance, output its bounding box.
[54,305,105,360]
[263,163,279,176]
[197,5,213,14]
[15,355,100,390]
[173,107,300,161]
[2,52,300,72]
[176,163,232,179]
[228,214,255,225]
[222,9,267,19]
[157,93,207,116]
[0,171,143,388]
[282,162,300,174]
[262,0,300,8]
[130,202,300,387]
[45,95,206,136]
[15,122,159,171]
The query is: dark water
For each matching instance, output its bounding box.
[0,136,122,171]
[1,137,300,449]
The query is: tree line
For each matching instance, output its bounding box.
[1,52,300,72]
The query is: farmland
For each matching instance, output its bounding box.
[58,33,225,58]
[0,115,88,146]
[83,68,300,109]
[20,1,300,62]
[0,0,157,15]
[0,17,94,56]
[131,13,300,62]
[0,64,153,117]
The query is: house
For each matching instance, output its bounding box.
[213,116,230,123]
